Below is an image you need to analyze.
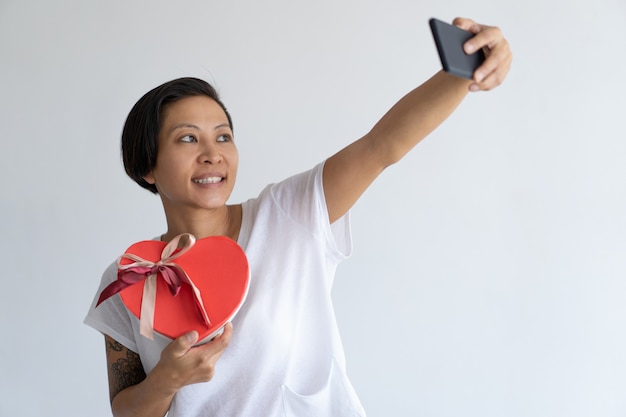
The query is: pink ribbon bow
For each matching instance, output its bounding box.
[96,233,211,340]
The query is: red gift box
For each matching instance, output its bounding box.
[97,233,249,344]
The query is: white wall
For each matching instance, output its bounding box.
[2,1,625,416]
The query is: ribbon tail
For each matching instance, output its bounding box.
[139,274,157,340]
[96,280,132,307]
[169,264,212,328]
[188,279,212,328]
[160,268,182,297]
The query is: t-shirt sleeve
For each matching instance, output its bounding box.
[267,161,352,260]
[83,261,139,352]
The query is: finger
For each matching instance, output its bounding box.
[208,323,233,351]
[187,324,233,383]
[218,322,233,341]
[168,330,199,358]
[475,38,512,88]
[472,59,512,91]
[463,25,502,56]
[192,322,233,353]
[470,52,512,91]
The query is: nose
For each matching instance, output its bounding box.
[198,143,223,164]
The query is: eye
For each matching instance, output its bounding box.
[180,134,197,143]
[217,134,232,143]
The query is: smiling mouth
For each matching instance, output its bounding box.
[192,177,223,184]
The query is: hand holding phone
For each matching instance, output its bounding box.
[429,18,485,80]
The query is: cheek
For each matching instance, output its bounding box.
[152,158,184,185]
[227,153,239,186]
[229,148,239,171]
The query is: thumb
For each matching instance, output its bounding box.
[170,330,199,357]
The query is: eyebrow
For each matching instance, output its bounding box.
[168,122,231,134]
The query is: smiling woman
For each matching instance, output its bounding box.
[84,17,512,417]
[143,95,241,239]
[121,78,235,196]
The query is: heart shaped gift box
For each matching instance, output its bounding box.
[97,234,249,345]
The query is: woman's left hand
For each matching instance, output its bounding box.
[453,17,513,92]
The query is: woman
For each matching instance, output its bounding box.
[85,17,512,417]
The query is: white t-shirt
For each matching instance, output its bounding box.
[84,162,367,417]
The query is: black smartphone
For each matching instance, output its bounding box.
[429,18,485,80]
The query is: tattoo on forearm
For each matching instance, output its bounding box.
[106,338,146,402]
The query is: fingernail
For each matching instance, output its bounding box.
[465,43,475,54]
[474,71,484,83]
[469,83,480,92]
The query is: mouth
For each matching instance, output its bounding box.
[192,176,223,184]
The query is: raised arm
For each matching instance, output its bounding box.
[323,18,512,223]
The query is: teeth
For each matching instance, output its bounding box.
[193,177,222,184]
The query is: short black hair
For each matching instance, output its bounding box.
[121,77,233,194]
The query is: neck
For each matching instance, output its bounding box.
[160,204,242,243]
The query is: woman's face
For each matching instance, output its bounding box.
[144,95,238,214]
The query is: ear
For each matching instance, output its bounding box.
[143,171,156,185]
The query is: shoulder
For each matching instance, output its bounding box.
[242,163,323,214]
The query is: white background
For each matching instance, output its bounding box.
[2,1,625,416]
